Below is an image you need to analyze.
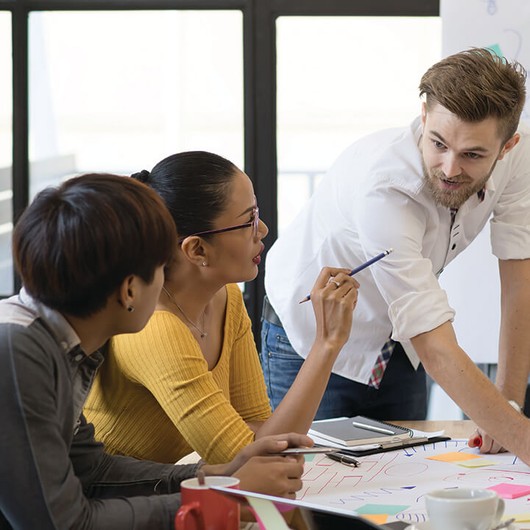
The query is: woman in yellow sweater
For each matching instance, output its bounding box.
[85,151,359,464]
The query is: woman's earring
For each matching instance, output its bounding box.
[127,306,135,313]
[202,261,208,267]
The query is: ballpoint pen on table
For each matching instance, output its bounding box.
[350,421,395,435]
[326,452,360,467]
[298,248,393,303]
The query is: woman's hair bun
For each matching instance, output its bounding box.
[131,169,150,183]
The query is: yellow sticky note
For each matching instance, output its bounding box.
[427,452,481,462]
[362,514,389,524]
[513,513,530,523]
[457,459,497,468]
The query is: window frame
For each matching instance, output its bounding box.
[4,0,439,339]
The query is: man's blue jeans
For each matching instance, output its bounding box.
[260,318,427,421]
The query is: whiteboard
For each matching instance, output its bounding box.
[439,0,530,363]
[442,0,530,119]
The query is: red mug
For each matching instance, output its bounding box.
[175,476,240,530]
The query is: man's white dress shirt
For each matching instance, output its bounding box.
[265,117,530,385]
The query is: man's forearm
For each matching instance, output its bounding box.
[496,258,530,405]
[411,322,530,464]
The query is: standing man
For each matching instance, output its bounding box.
[262,48,530,461]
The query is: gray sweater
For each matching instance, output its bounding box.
[0,291,200,529]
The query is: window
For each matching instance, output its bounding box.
[4,0,440,328]
[28,10,244,197]
[276,16,442,231]
[0,12,12,295]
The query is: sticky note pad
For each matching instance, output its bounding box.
[513,513,530,523]
[427,452,481,462]
[363,514,389,524]
[356,504,409,516]
[487,43,503,57]
[457,459,497,468]
[487,483,530,499]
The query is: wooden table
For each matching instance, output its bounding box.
[177,421,479,468]
[392,419,477,439]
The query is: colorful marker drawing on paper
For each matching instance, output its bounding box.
[298,439,530,524]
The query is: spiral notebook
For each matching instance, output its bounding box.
[308,415,413,447]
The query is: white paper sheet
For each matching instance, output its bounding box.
[299,439,530,526]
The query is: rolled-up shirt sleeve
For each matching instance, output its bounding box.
[491,153,530,259]
[356,180,455,343]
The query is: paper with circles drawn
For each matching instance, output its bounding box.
[438,0,530,364]
[298,439,530,525]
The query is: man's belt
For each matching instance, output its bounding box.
[262,295,284,327]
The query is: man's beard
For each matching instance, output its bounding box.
[422,162,495,209]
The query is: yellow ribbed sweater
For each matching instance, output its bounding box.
[84,284,272,464]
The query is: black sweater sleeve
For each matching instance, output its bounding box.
[0,322,198,530]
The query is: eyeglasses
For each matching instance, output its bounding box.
[178,206,260,244]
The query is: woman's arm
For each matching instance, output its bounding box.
[201,432,311,498]
[254,267,358,438]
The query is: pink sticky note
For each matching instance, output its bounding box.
[488,483,530,499]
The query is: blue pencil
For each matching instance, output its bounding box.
[298,248,393,304]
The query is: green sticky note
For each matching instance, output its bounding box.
[487,43,503,57]
[356,504,409,516]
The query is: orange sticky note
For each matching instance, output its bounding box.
[427,452,481,462]
[362,514,389,524]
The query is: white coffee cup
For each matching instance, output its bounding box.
[425,488,505,530]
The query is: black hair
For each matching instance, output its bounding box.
[131,151,238,240]
[13,173,176,317]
